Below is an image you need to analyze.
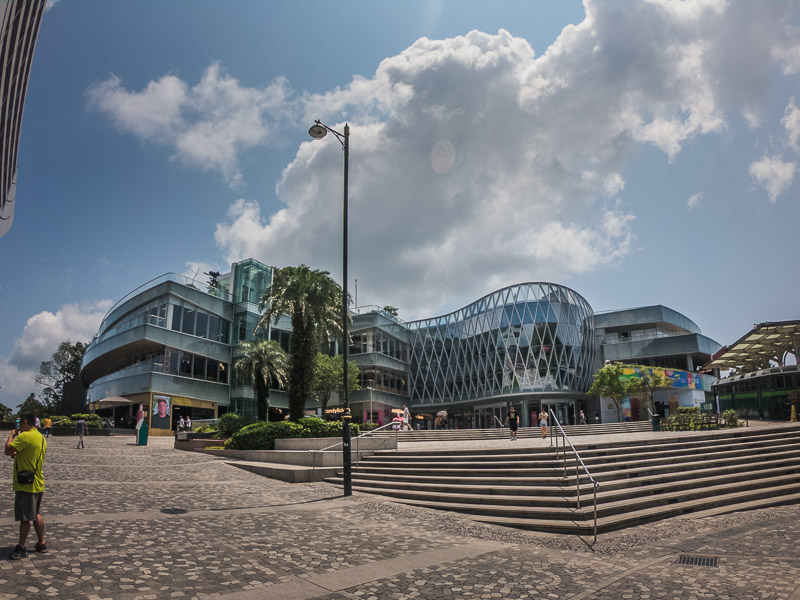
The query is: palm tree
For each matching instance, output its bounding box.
[234,340,289,421]
[256,265,346,421]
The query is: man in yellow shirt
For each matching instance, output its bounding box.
[4,413,47,560]
[42,416,52,438]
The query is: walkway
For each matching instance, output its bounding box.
[0,430,798,599]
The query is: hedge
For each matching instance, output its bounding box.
[224,417,361,450]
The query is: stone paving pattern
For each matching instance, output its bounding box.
[0,430,798,599]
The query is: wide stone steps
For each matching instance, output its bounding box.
[337,455,800,502]
[336,461,800,509]
[371,421,652,442]
[325,424,800,534]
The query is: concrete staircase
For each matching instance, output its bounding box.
[325,424,800,535]
[371,420,652,443]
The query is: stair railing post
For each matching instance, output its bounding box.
[576,456,581,509]
[593,481,598,545]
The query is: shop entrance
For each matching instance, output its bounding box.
[540,400,578,426]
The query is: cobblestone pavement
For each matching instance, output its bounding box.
[0,433,799,600]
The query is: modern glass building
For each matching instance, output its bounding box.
[594,305,722,421]
[80,259,290,434]
[0,0,46,237]
[81,258,729,431]
[405,283,595,429]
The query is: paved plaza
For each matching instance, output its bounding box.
[1,431,799,600]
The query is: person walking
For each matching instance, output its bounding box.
[579,410,587,425]
[178,416,185,432]
[402,405,412,431]
[5,412,48,559]
[75,417,88,449]
[505,406,519,441]
[42,417,52,438]
[540,410,548,439]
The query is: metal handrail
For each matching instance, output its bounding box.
[311,421,399,471]
[548,409,600,544]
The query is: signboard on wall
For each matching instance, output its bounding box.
[151,394,171,429]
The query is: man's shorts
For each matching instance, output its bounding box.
[14,491,43,522]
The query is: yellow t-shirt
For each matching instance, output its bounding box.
[43,418,52,428]
[11,429,46,493]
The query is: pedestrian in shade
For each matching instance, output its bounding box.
[505,406,519,441]
[540,410,548,438]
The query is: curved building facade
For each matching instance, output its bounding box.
[0,0,46,237]
[405,283,595,428]
[80,259,292,434]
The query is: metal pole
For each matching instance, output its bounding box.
[576,457,581,509]
[341,123,352,497]
[593,482,598,544]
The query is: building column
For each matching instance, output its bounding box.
[521,398,530,428]
[686,354,694,372]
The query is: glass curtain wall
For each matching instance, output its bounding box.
[407,283,595,405]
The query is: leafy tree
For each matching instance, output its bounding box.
[35,340,88,406]
[382,305,399,316]
[16,393,45,418]
[234,340,289,421]
[628,365,677,416]
[0,403,13,424]
[311,353,361,415]
[588,362,641,423]
[256,265,346,421]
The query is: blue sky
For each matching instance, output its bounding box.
[1,0,799,409]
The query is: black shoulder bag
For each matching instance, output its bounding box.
[15,437,44,486]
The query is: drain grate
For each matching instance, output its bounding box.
[677,555,719,568]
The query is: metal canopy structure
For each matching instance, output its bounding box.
[702,320,800,372]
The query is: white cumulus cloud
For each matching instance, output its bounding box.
[88,63,294,187]
[783,97,800,152]
[687,192,704,210]
[9,301,112,372]
[1,300,112,409]
[749,156,797,202]
[96,1,800,318]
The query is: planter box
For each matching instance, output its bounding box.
[275,436,396,451]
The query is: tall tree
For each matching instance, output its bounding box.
[16,393,45,418]
[0,402,13,424]
[35,340,88,405]
[629,365,677,417]
[588,362,641,423]
[311,353,361,415]
[234,340,289,421]
[256,265,346,421]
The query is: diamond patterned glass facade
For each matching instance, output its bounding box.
[407,283,595,405]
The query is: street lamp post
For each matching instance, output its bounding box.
[308,119,352,496]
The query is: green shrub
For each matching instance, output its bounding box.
[722,409,738,428]
[218,413,255,438]
[223,419,361,450]
[195,424,218,434]
[225,421,304,450]
[53,413,105,429]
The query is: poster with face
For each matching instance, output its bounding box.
[151,395,171,429]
